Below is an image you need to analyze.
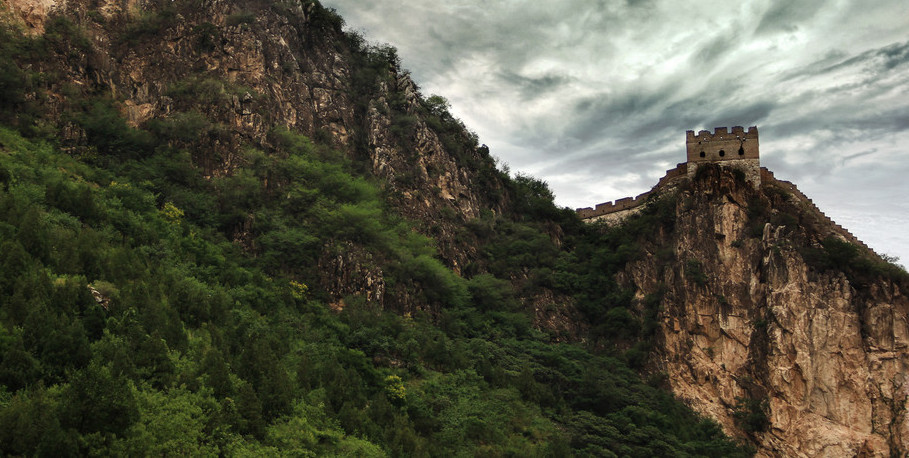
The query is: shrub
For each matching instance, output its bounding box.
[73,100,154,157]
[401,255,469,308]
[685,259,707,285]
[192,22,219,52]
[732,396,769,434]
[226,13,255,27]
[122,9,176,45]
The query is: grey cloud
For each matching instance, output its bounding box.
[841,149,879,165]
[767,105,909,141]
[497,71,574,100]
[832,40,909,73]
[693,31,738,65]
[322,0,909,264]
[783,40,909,84]
[701,101,774,131]
[562,86,768,155]
[565,85,684,141]
[878,41,909,69]
[754,1,825,35]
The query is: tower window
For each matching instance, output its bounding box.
[738,146,745,155]
[719,150,726,157]
[699,151,706,158]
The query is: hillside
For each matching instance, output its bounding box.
[0,0,906,456]
[0,0,748,455]
[618,164,909,456]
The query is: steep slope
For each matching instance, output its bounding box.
[0,0,753,456]
[3,0,905,456]
[0,0,518,312]
[620,164,909,456]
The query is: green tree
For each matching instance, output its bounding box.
[0,386,77,455]
[60,362,139,436]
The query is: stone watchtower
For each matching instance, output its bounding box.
[577,126,763,222]
[686,126,760,185]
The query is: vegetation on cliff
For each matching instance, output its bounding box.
[0,125,748,455]
[0,1,763,456]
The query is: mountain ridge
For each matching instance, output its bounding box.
[617,163,909,456]
[0,0,907,456]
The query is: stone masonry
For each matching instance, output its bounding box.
[577,126,760,222]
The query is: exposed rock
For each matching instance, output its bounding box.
[4,0,61,33]
[5,0,507,313]
[318,242,385,311]
[529,288,587,342]
[624,164,909,456]
[87,284,110,310]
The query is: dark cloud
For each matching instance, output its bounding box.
[841,149,879,165]
[625,0,653,7]
[693,32,736,65]
[497,71,574,100]
[754,1,825,35]
[323,0,909,262]
[809,40,909,79]
[878,41,909,69]
[702,101,774,130]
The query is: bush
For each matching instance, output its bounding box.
[74,100,154,157]
[122,9,176,45]
[226,13,255,27]
[192,22,219,52]
[401,255,469,308]
[685,259,707,285]
[467,273,517,311]
[732,396,769,434]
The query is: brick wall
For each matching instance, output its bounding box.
[686,126,759,163]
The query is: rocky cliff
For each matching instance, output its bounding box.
[3,0,907,455]
[1,0,512,312]
[622,164,909,456]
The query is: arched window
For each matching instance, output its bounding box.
[719,150,725,157]
[700,151,706,158]
[738,146,745,155]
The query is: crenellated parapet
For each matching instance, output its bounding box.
[576,163,688,221]
[577,191,652,220]
[760,168,873,252]
[686,126,759,163]
[578,127,761,222]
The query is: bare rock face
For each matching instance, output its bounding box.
[5,0,507,312]
[624,165,909,456]
[4,0,62,33]
[318,242,385,311]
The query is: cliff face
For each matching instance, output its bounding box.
[3,0,506,311]
[5,1,907,454]
[622,164,909,456]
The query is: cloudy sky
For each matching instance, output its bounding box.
[323,0,909,264]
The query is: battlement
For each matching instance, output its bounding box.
[760,168,873,253]
[577,191,651,220]
[686,126,758,143]
[686,126,759,163]
[576,163,688,221]
[578,127,760,222]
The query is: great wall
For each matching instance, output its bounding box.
[576,126,871,251]
[577,126,761,223]
[575,162,689,222]
[759,168,871,251]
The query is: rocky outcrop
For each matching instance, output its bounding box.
[623,164,909,456]
[318,242,385,311]
[4,0,59,33]
[3,0,507,309]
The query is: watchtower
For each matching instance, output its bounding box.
[686,126,760,185]
[576,126,763,222]
[686,126,759,163]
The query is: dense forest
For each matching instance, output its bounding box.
[0,1,754,455]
